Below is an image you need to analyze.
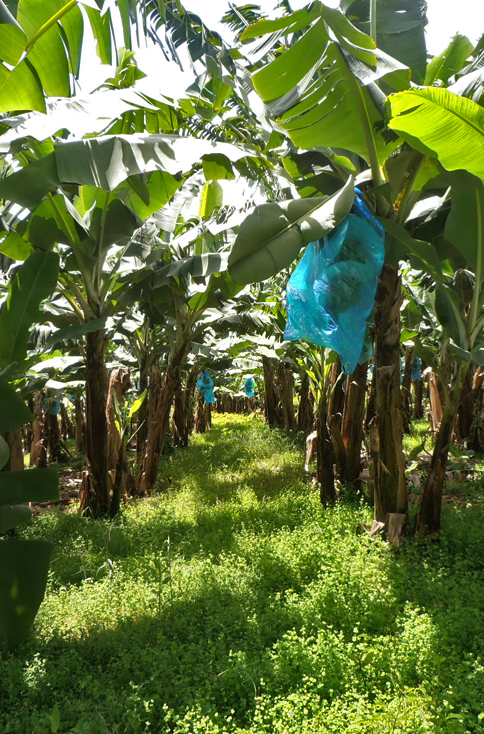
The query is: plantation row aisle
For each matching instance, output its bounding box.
[1,414,484,733]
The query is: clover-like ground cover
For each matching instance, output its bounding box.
[2,414,484,733]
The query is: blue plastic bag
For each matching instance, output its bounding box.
[197,371,215,404]
[412,355,422,381]
[284,192,385,374]
[50,398,61,416]
[244,378,255,397]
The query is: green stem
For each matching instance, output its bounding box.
[344,63,388,215]
[370,0,377,43]
[47,193,100,311]
[396,152,425,225]
[25,1,77,51]
[58,277,92,321]
[469,187,484,339]
[94,193,112,293]
[166,325,175,352]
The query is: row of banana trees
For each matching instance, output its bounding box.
[225,0,484,540]
[1,0,484,649]
[0,0,273,650]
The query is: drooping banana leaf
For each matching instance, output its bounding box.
[424,34,474,86]
[0,376,33,433]
[0,504,32,533]
[152,252,230,288]
[0,540,53,650]
[228,176,355,285]
[0,467,59,504]
[0,250,59,369]
[343,0,428,84]
[0,134,252,208]
[241,3,411,166]
[445,172,484,284]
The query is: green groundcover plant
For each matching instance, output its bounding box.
[1,415,484,733]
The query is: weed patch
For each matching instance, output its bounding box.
[1,415,484,733]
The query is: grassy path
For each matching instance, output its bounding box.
[2,415,484,733]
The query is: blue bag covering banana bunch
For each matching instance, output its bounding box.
[197,371,215,404]
[284,192,385,374]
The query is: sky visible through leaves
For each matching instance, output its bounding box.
[78,0,484,95]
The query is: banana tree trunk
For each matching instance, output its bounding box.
[413,377,424,419]
[328,358,347,482]
[417,366,467,537]
[25,399,34,454]
[136,359,150,462]
[429,371,443,431]
[137,361,161,475]
[401,348,414,434]
[136,344,190,493]
[262,356,281,428]
[207,403,212,428]
[60,403,75,441]
[365,366,376,431]
[468,366,484,451]
[30,391,46,468]
[195,395,208,433]
[79,330,110,518]
[298,370,314,433]
[45,409,63,463]
[186,369,198,438]
[341,361,368,491]
[173,382,188,446]
[276,361,296,431]
[328,358,345,431]
[74,395,85,453]
[1,430,24,471]
[373,264,406,522]
[173,370,198,445]
[416,409,454,537]
[454,364,474,442]
[106,368,131,507]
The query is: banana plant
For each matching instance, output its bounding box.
[397,170,484,536]
[131,183,250,492]
[224,1,426,524]
[225,1,484,530]
[0,132,252,516]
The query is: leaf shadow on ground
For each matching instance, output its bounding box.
[4,416,484,733]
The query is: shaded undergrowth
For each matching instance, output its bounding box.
[2,415,484,733]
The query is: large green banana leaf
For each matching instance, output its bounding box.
[0,376,33,433]
[0,432,59,652]
[228,177,355,285]
[0,504,31,533]
[343,0,428,84]
[0,250,59,368]
[424,34,474,86]
[43,318,108,349]
[445,172,484,285]
[0,540,53,650]
[0,0,101,113]
[153,253,229,288]
[241,3,410,166]
[0,135,251,209]
[387,87,484,183]
[0,467,58,504]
